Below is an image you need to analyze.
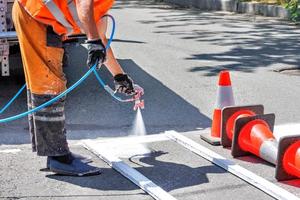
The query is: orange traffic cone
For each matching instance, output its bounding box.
[221,105,264,148]
[230,113,300,181]
[201,71,235,146]
[276,136,300,181]
[232,115,277,163]
[282,141,300,178]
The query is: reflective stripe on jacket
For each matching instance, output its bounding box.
[18,0,114,36]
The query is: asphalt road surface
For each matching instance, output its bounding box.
[1,0,300,199]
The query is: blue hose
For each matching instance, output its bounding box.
[0,84,26,114]
[93,70,132,103]
[104,14,115,51]
[0,14,127,123]
[0,64,98,123]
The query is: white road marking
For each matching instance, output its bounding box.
[0,149,21,154]
[79,134,169,158]
[77,133,169,147]
[83,140,177,200]
[93,142,152,159]
[274,123,300,140]
[94,134,169,144]
[166,131,299,200]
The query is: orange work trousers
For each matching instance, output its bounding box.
[12,1,66,95]
[13,2,69,156]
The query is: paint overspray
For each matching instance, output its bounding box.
[129,87,153,159]
[98,85,149,159]
[98,107,150,159]
[132,108,146,136]
[128,107,153,162]
[131,84,146,137]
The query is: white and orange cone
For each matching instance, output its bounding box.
[201,71,235,145]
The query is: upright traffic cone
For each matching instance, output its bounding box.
[201,71,235,146]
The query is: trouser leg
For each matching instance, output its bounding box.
[13,1,68,156]
[27,89,36,152]
[27,90,69,156]
[31,94,69,156]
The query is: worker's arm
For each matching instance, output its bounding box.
[76,0,106,68]
[76,0,99,39]
[76,0,136,95]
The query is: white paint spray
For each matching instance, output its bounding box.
[87,108,151,159]
[131,108,147,136]
[126,107,152,159]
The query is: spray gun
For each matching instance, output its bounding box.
[103,84,144,111]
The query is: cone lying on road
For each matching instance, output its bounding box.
[221,105,264,148]
[230,112,300,181]
[276,135,300,181]
[201,71,235,146]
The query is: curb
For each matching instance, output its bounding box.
[237,2,290,19]
[163,0,290,19]
[164,0,238,12]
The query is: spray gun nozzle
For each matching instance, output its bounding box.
[133,84,145,111]
[134,99,145,111]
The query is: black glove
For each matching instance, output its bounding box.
[114,74,135,95]
[85,39,106,69]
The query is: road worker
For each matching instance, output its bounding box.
[12,0,138,176]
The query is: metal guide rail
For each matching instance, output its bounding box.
[83,138,177,200]
[83,132,300,200]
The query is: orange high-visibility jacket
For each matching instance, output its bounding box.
[18,0,114,36]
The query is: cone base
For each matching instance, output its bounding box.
[221,105,264,148]
[200,132,221,146]
[276,135,300,181]
[231,113,275,158]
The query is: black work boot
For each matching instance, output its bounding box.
[47,154,101,176]
[41,153,93,172]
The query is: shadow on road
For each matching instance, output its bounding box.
[135,151,228,191]
[46,150,229,193]
[64,43,211,137]
[46,167,142,192]
[0,40,211,144]
[122,0,300,76]
[281,180,300,188]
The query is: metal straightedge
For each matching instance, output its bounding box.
[166,131,299,200]
[83,139,177,200]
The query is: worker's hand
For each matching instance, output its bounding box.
[114,74,136,95]
[85,39,106,69]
